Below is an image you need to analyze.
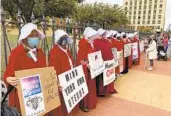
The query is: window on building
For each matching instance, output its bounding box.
[135,6,137,9]
[157,26,160,29]
[159,10,162,13]
[140,0,142,4]
[160,0,163,2]
[149,5,152,9]
[154,4,157,8]
[144,0,147,4]
[130,7,132,10]
[138,21,140,24]
[125,2,128,5]
[148,15,151,19]
[129,11,131,15]
[155,0,158,3]
[139,6,141,9]
[134,11,136,14]
[134,16,136,19]
[153,15,156,19]
[130,1,132,5]
[158,15,162,19]
[160,4,162,8]
[152,20,155,24]
[139,11,141,14]
[154,10,156,14]
[158,20,161,24]
[144,5,147,9]
[142,21,145,24]
[148,21,150,24]
[148,10,151,14]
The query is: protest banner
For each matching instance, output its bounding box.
[124,43,132,57]
[117,50,124,73]
[140,41,144,53]
[88,51,104,79]
[58,65,88,113]
[111,48,119,67]
[103,59,116,86]
[132,42,138,60]
[15,67,61,116]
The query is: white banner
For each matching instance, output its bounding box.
[111,48,119,67]
[124,43,132,57]
[117,50,124,73]
[88,51,104,79]
[103,59,116,86]
[58,65,88,113]
[140,41,144,53]
[132,42,138,60]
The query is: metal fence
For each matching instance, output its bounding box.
[1,7,152,76]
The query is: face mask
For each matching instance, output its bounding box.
[27,37,39,48]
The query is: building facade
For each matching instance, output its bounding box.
[124,0,166,32]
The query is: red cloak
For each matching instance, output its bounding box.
[4,44,46,113]
[111,38,123,74]
[94,38,117,95]
[49,45,78,116]
[132,37,140,65]
[76,38,97,109]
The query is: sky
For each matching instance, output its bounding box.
[84,0,171,31]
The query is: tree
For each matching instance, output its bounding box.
[1,0,80,23]
[73,3,129,28]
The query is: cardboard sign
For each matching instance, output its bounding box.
[117,50,124,73]
[140,41,144,53]
[124,43,132,57]
[132,42,138,60]
[103,59,116,86]
[111,48,119,67]
[16,67,61,116]
[88,51,104,79]
[58,65,88,113]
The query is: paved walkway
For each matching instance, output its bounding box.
[76,53,171,116]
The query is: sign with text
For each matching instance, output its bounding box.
[16,67,61,116]
[124,43,132,57]
[111,48,119,67]
[132,42,138,60]
[103,59,116,86]
[88,51,104,79]
[140,41,144,53]
[117,50,124,73]
[58,65,88,113]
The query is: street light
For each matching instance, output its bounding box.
[31,12,35,23]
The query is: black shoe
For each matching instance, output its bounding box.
[80,107,89,112]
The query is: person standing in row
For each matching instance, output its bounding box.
[111,32,123,77]
[76,27,99,112]
[4,23,46,113]
[120,32,130,74]
[94,28,117,97]
[49,29,78,116]
[146,35,157,71]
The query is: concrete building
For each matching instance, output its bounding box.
[123,0,166,32]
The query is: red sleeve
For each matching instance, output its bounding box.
[4,53,16,85]
[49,49,61,75]
[76,40,89,66]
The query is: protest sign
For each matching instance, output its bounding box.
[16,67,61,116]
[124,43,132,57]
[88,51,104,79]
[111,48,119,67]
[103,59,116,86]
[58,65,88,113]
[140,41,144,53]
[117,50,124,73]
[132,42,138,60]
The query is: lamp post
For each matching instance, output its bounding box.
[51,16,56,47]
[31,12,35,23]
[17,8,22,36]
[66,17,70,33]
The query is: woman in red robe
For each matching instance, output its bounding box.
[4,23,46,113]
[132,33,141,65]
[111,32,123,77]
[49,29,78,116]
[120,32,130,74]
[94,28,117,96]
[76,27,99,112]
[127,34,133,69]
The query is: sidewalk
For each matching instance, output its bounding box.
[75,53,171,116]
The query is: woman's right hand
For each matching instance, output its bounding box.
[6,77,19,87]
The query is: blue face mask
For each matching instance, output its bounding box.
[27,37,39,48]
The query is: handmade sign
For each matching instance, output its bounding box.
[132,42,138,60]
[58,65,88,113]
[111,48,119,67]
[124,43,132,57]
[117,50,124,73]
[103,59,116,86]
[16,67,61,116]
[140,41,144,53]
[88,51,104,79]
